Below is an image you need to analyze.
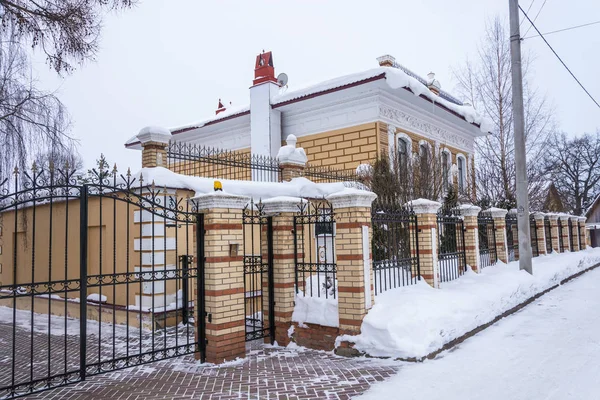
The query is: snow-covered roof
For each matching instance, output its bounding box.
[125,64,492,148]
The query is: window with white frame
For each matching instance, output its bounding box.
[442,150,450,191]
[398,138,409,169]
[457,155,466,192]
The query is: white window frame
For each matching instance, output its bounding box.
[441,147,452,191]
[396,132,412,168]
[456,153,467,192]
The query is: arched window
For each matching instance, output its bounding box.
[457,154,466,192]
[419,141,431,164]
[441,149,451,191]
[398,138,409,168]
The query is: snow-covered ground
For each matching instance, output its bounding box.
[338,248,600,359]
[358,265,600,400]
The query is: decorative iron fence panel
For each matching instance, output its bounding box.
[544,216,552,253]
[568,218,575,251]
[505,214,518,262]
[530,215,539,257]
[0,159,206,399]
[477,212,497,268]
[436,208,467,282]
[293,200,337,299]
[371,199,420,295]
[558,218,565,252]
[241,200,274,343]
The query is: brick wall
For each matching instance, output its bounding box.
[290,322,339,351]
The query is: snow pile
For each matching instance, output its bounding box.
[339,248,600,359]
[292,274,339,327]
[277,134,308,165]
[87,293,107,303]
[128,167,359,201]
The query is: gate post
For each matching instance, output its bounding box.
[408,199,442,288]
[261,197,303,346]
[532,212,547,255]
[457,204,481,273]
[191,192,249,364]
[579,217,587,249]
[570,216,580,251]
[559,215,571,251]
[547,214,560,253]
[326,190,377,335]
[485,208,509,264]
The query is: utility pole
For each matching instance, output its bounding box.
[509,0,533,274]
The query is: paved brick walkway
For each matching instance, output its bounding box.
[23,342,398,399]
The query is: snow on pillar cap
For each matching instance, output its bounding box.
[569,215,580,221]
[190,192,250,210]
[326,188,377,209]
[277,134,307,166]
[546,213,559,220]
[406,198,441,214]
[558,213,571,221]
[484,207,508,218]
[578,216,587,222]
[457,203,481,217]
[137,126,172,145]
[532,211,546,220]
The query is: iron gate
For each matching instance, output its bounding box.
[293,200,336,299]
[241,200,274,343]
[506,214,518,262]
[371,198,420,295]
[0,159,205,399]
[544,216,552,253]
[477,212,497,268]
[436,207,467,282]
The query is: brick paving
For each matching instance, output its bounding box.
[0,310,400,400]
[22,342,399,400]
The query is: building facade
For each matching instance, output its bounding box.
[125,52,490,195]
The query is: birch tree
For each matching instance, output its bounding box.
[453,17,555,210]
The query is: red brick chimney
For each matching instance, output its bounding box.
[253,50,276,86]
[216,99,226,115]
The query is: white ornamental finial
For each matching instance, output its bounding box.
[286,134,297,148]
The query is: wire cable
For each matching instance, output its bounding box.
[519,5,600,109]
[523,20,600,40]
[523,0,548,37]
[520,0,536,27]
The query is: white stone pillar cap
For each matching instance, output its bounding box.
[532,211,546,220]
[190,192,250,210]
[569,215,580,221]
[326,188,377,209]
[508,208,517,215]
[578,216,587,222]
[406,198,441,214]
[546,213,559,220]
[457,203,481,217]
[261,196,306,214]
[137,126,172,145]
[277,134,308,166]
[484,207,508,218]
[558,214,571,221]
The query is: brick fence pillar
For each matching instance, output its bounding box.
[326,190,377,335]
[547,214,560,253]
[136,126,171,168]
[457,204,482,273]
[409,199,442,288]
[559,215,571,252]
[532,212,547,256]
[261,197,302,346]
[578,217,587,249]
[485,208,509,264]
[192,192,249,364]
[277,134,308,182]
[570,216,580,251]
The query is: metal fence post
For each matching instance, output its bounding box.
[79,185,88,381]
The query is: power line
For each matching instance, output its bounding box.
[523,20,600,40]
[519,5,600,110]
[523,0,548,37]
[520,0,536,27]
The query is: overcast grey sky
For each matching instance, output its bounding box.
[34,0,600,172]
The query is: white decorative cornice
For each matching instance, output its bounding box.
[190,192,250,211]
[326,189,377,209]
[457,204,481,217]
[407,198,441,214]
[379,104,470,150]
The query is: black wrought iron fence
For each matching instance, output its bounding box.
[530,215,539,257]
[436,206,467,282]
[505,214,518,262]
[0,157,206,399]
[477,212,497,268]
[371,198,419,295]
[558,218,565,252]
[303,164,360,184]
[293,200,337,299]
[568,218,575,251]
[544,216,553,253]
[167,141,281,182]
